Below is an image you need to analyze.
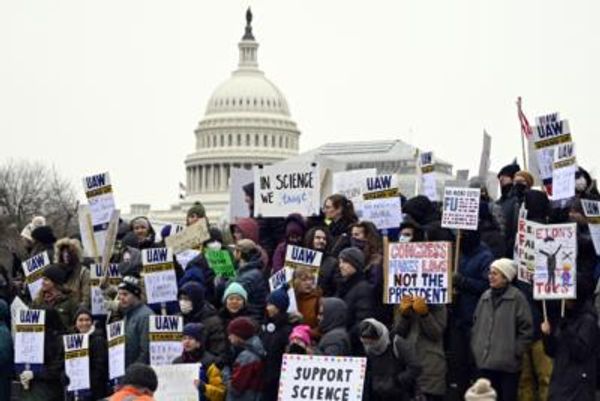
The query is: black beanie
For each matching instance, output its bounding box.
[118,275,143,298]
[497,162,521,179]
[31,226,56,245]
[42,264,68,286]
[122,363,158,392]
[339,247,365,272]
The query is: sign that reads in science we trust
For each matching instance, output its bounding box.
[254,163,320,217]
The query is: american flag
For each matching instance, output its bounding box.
[517,96,533,138]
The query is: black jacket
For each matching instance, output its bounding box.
[234,258,269,323]
[318,255,340,297]
[260,312,293,401]
[336,273,376,354]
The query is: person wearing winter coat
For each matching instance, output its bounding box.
[394,296,447,401]
[29,225,57,260]
[260,287,294,401]
[271,213,307,273]
[32,264,79,331]
[323,194,358,256]
[230,218,270,269]
[542,283,598,401]
[19,308,65,401]
[501,170,534,257]
[173,323,226,401]
[0,299,13,401]
[232,240,269,323]
[287,324,313,354]
[304,226,339,297]
[293,265,321,334]
[219,282,252,329]
[122,216,156,250]
[471,258,533,401]
[178,253,217,301]
[226,317,266,401]
[109,363,158,401]
[316,297,351,356]
[402,195,453,242]
[335,247,376,354]
[67,307,109,400]
[178,281,227,358]
[359,318,422,401]
[54,238,91,307]
[117,275,154,367]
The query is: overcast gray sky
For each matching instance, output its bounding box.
[1,0,598,212]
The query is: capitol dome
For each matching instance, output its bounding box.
[183,8,301,220]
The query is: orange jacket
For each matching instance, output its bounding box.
[109,385,156,401]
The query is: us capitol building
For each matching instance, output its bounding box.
[128,9,457,225]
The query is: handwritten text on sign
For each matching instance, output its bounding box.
[21,252,51,300]
[90,263,121,316]
[142,248,178,305]
[149,315,183,366]
[15,309,45,366]
[441,187,481,230]
[63,333,90,392]
[386,242,452,304]
[107,321,125,380]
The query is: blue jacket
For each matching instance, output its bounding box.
[233,258,268,323]
[455,243,494,330]
[124,302,154,367]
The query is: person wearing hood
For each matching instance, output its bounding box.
[117,275,154,367]
[359,318,421,401]
[122,216,156,250]
[231,239,269,323]
[323,194,358,256]
[402,195,453,242]
[179,253,217,305]
[19,308,65,401]
[67,307,109,400]
[219,282,251,329]
[316,297,351,356]
[449,229,494,398]
[361,320,423,397]
[29,225,57,259]
[336,247,376,354]
[0,299,13,401]
[226,316,266,401]
[178,281,227,357]
[394,295,447,400]
[271,213,307,274]
[54,238,91,307]
[260,286,294,401]
[32,263,78,331]
[292,265,321,335]
[230,218,269,269]
[542,279,598,401]
[304,226,339,297]
[575,166,599,198]
[173,323,226,401]
[471,259,533,401]
[398,216,425,243]
[502,170,535,256]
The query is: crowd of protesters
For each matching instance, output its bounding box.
[0,162,599,401]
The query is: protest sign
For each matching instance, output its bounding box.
[478,131,492,180]
[254,162,321,217]
[532,113,573,186]
[10,296,28,339]
[15,309,45,366]
[551,142,576,201]
[107,321,126,381]
[21,252,51,300]
[205,249,236,278]
[284,245,323,271]
[268,267,298,313]
[278,354,367,401]
[90,263,121,316]
[165,218,210,254]
[386,242,452,304]
[229,167,254,222]
[332,168,377,218]
[515,209,538,284]
[63,333,90,393]
[153,363,200,401]
[142,248,178,305]
[78,204,100,259]
[533,223,577,300]
[441,187,481,230]
[149,315,183,366]
[419,151,437,202]
[82,172,116,254]
[581,199,600,256]
[362,174,402,230]
[175,249,201,270]
[100,209,120,270]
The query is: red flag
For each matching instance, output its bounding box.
[517,97,533,138]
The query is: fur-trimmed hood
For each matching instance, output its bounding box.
[54,237,83,264]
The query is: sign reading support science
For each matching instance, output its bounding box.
[15,309,45,366]
[278,354,366,401]
[21,252,51,300]
[63,333,90,393]
[149,315,183,366]
[107,321,125,381]
[386,242,452,304]
[441,187,481,230]
[362,174,403,230]
[533,223,577,300]
[90,263,121,316]
[142,248,178,305]
[254,163,321,217]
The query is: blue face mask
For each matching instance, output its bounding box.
[399,235,412,243]
[350,238,367,250]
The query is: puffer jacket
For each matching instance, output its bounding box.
[260,312,293,401]
[54,238,91,307]
[226,335,266,401]
[471,285,533,373]
[316,298,351,356]
[336,272,376,353]
[233,258,269,323]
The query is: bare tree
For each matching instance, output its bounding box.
[0,160,78,240]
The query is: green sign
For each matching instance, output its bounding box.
[205,250,236,278]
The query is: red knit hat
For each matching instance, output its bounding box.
[227,317,256,340]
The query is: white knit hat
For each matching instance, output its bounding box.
[491,258,517,282]
[465,378,497,401]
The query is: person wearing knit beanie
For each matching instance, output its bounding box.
[289,324,311,348]
[514,170,535,189]
[490,258,517,284]
[338,247,365,277]
[223,282,248,304]
[497,161,521,199]
[42,264,68,287]
[186,202,206,226]
[31,226,57,246]
[227,317,257,341]
[465,378,497,401]
[118,275,143,298]
[266,286,290,316]
[182,322,205,344]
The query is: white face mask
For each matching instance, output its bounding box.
[576,177,588,192]
[206,241,222,251]
[399,235,412,243]
[179,300,193,314]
